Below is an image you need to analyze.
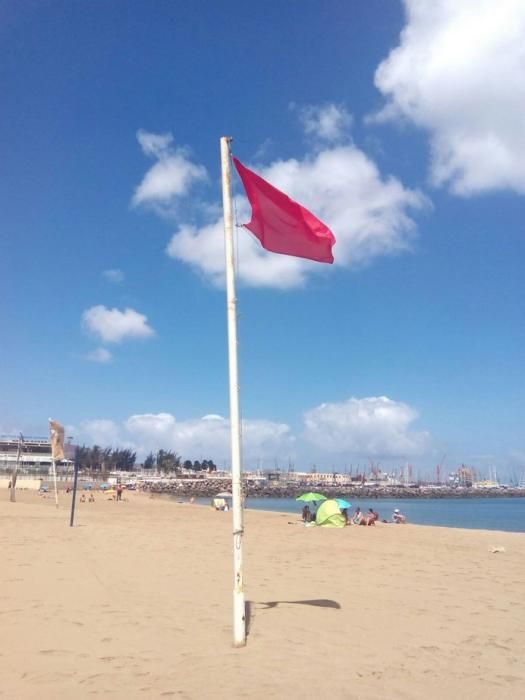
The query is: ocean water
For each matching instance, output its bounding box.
[203,496,525,533]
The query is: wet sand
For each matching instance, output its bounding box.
[1,490,524,699]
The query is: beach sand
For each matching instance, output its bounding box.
[1,491,524,699]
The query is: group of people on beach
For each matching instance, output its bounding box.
[79,493,96,503]
[302,504,407,525]
[349,506,406,524]
[345,506,379,525]
[69,483,125,502]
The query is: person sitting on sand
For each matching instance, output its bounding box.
[302,505,312,522]
[392,508,406,524]
[364,508,379,525]
[80,494,86,503]
[89,493,95,503]
[352,507,363,525]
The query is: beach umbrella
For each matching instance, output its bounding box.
[335,498,351,509]
[296,492,326,503]
[215,492,233,498]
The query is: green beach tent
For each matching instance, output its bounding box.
[315,499,346,528]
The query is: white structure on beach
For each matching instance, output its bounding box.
[0,435,73,474]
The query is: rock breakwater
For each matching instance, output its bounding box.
[144,478,525,499]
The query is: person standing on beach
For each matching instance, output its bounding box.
[116,484,123,501]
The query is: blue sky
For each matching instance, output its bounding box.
[1,1,524,480]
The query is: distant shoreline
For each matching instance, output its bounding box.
[142,479,525,499]
[32,474,525,499]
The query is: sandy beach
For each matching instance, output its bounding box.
[1,490,524,699]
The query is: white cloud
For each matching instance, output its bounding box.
[82,305,155,344]
[124,413,293,463]
[372,0,525,195]
[70,396,432,466]
[136,130,174,158]
[303,396,430,459]
[132,129,207,209]
[299,103,353,142]
[86,347,112,363]
[167,145,427,288]
[74,412,294,464]
[166,217,307,289]
[76,419,124,448]
[103,268,124,284]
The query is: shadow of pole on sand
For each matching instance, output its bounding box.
[245,599,341,638]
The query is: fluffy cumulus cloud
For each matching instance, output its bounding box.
[298,103,353,142]
[373,0,525,195]
[303,396,430,458]
[132,129,207,210]
[167,143,427,288]
[166,216,308,289]
[130,121,427,289]
[74,412,294,463]
[85,347,112,363]
[82,305,155,344]
[75,419,126,448]
[72,396,431,466]
[102,268,124,284]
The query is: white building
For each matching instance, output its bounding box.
[0,435,73,474]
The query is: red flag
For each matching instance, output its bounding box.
[233,157,335,264]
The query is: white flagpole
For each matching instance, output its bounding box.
[52,459,59,508]
[220,136,246,647]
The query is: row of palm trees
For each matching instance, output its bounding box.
[74,445,137,472]
[74,445,218,474]
[144,449,218,473]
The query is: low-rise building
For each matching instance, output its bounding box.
[0,435,73,475]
